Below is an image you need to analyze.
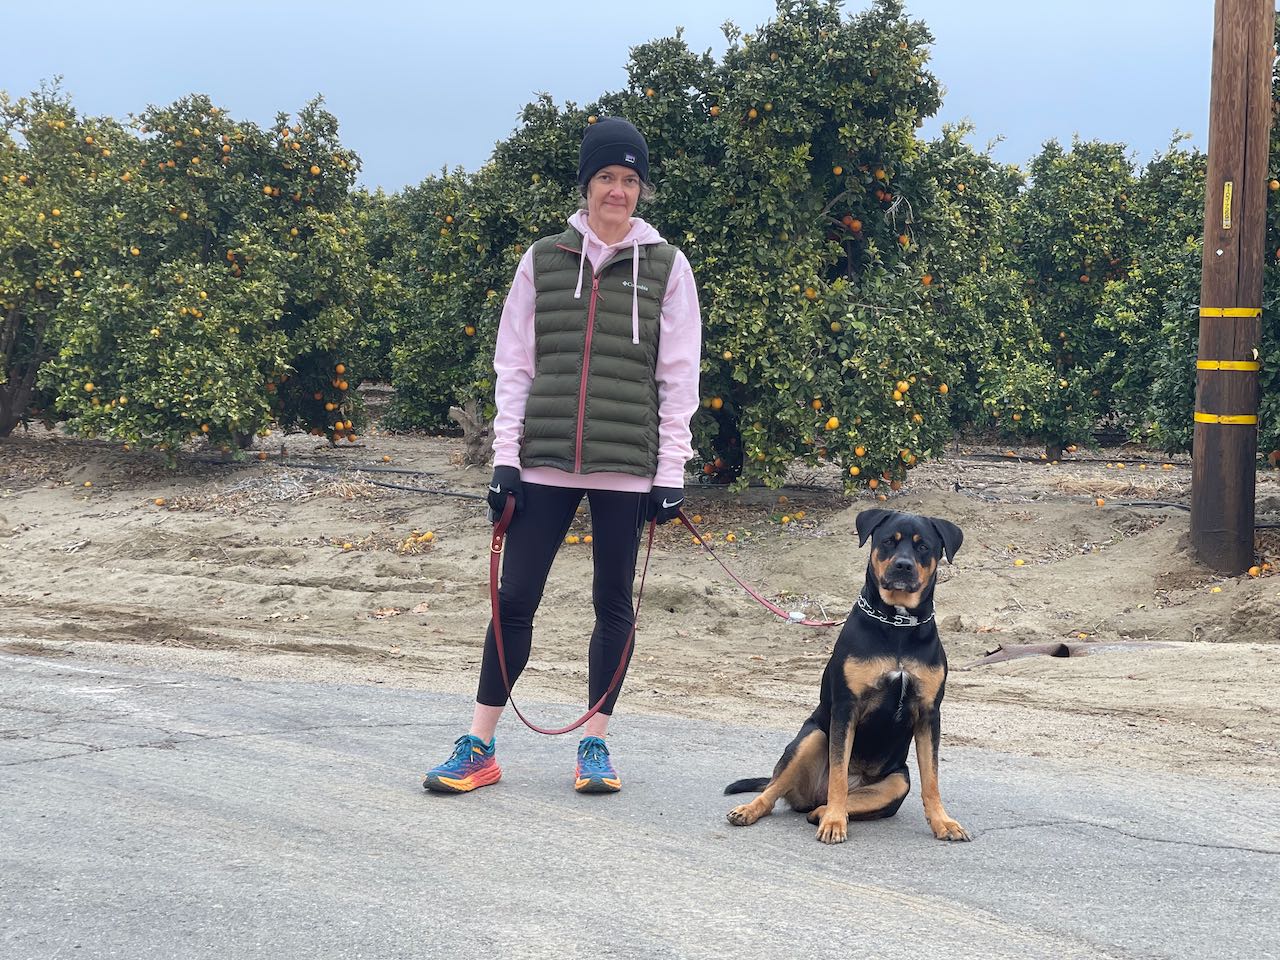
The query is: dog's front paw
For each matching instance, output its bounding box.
[814,811,848,844]
[727,802,762,826]
[930,817,971,842]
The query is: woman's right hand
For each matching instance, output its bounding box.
[487,466,524,520]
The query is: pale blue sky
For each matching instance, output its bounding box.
[2,0,1220,191]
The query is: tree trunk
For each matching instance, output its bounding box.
[448,399,494,467]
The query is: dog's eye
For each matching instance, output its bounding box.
[916,541,930,552]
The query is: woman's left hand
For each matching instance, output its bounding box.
[647,486,685,524]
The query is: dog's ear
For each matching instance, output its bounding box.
[855,508,896,547]
[929,517,964,563]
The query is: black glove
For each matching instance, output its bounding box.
[487,466,524,521]
[647,486,685,524]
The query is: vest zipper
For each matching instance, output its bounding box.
[575,274,600,472]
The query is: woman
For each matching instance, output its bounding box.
[424,117,702,795]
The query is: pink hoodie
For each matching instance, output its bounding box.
[491,209,702,492]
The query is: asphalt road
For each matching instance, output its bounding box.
[1,651,1275,960]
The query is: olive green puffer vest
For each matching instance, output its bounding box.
[520,225,678,477]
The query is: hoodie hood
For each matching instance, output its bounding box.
[567,210,666,344]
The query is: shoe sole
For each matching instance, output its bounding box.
[574,776,621,793]
[423,764,502,794]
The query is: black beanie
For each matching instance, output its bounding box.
[577,117,649,186]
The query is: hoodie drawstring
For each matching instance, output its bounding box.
[573,243,586,300]
[631,238,640,345]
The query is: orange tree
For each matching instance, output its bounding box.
[904,124,1053,439]
[1098,139,1206,449]
[0,86,126,436]
[1009,138,1137,457]
[628,0,950,489]
[39,94,366,451]
[349,187,406,385]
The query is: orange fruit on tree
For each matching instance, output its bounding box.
[921,274,932,286]
[747,108,758,120]
[812,399,823,410]
[854,445,865,457]
[824,416,839,430]
[709,105,720,116]
[867,478,879,489]
[310,165,321,175]
[832,165,843,176]
[849,465,861,476]
[710,397,724,410]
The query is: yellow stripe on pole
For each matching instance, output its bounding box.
[1199,307,1262,317]
[1194,412,1259,424]
[1196,359,1262,371]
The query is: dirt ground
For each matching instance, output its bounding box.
[3,413,1279,786]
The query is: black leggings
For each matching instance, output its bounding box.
[476,482,648,715]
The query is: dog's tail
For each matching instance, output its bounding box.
[724,777,770,795]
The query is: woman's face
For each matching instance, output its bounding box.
[585,164,642,236]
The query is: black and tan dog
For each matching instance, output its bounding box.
[725,508,969,844]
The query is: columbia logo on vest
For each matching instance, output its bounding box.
[621,280,650,292]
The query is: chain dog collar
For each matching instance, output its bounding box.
[855,594,934,628]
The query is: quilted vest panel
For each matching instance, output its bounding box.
[521,226,678,477]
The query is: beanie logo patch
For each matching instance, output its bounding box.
[624,153,636,164]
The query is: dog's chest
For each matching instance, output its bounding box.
[844,654,945,717]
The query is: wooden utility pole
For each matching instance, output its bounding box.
[1191,0,1273,573]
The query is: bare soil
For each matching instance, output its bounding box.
[3,420,1278,785]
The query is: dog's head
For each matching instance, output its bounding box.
[855,508,963,610]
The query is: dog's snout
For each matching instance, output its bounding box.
[891,557,916,574]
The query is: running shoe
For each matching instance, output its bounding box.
[423,734,502,794]
[574,735,621,793]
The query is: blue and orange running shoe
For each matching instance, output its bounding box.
[423,734,502,794]
[574,736,621,793]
